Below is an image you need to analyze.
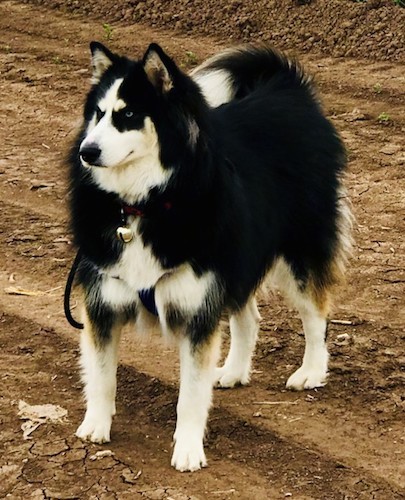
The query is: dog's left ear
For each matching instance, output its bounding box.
[143,43,175,95]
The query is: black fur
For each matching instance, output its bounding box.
[69,43,347,345]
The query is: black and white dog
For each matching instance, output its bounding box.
[69,42,351,471]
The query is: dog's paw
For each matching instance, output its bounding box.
[214,366,249,389]
[286,365,328,391]
[76,416,112,444]
[171,435,207,472]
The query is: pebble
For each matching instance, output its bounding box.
[380,144,402,155]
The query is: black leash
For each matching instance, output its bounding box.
[64,207,162,328]
[63,250,159,325]
[64,249,84,330]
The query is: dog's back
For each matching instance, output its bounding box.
[192,46,350,308]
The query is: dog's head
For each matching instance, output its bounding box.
[79,42,205,173]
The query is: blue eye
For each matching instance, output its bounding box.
[125,110,134,118]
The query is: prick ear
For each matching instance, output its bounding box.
[143,43,174,95]
[90,41,115,83]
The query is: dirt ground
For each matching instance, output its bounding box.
[0,0,404,498]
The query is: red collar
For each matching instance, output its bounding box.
[122,204,145,217]
[121,200,173,219]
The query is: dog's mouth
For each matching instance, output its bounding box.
[121,150,135,164]
[80,150,135,169]
[81,159,107,168]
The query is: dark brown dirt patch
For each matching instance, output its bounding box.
[22,0,405,62]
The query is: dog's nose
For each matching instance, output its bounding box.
[80,144,101,165]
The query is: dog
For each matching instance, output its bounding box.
[68,41,352,472]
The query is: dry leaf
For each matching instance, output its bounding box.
[18,400,68,439]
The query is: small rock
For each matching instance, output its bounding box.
[31,489,46,500]
[89,449,114,460]
[44,490,78,500]
[380,144,402,155]
[344,108,368,122]
[335,333,351,346]
[121,467,142,484]
[142,488,166,500]
[0,464,21,492]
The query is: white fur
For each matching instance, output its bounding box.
[286,309,328,390]
[97,79,124,112]
[92,141,172,204]
[215,296,261,388]
[104,218,167,293]
[100,273,139,310]
[156,265,216,311]
[192,69,234,107]
[265,258,329,389]
[113,98,126,111]
[154,266,221,471]
[76,318,122,443]
[187,117,200,147]
[171,334,221,471]
[265,257,305,302]
[216,258,329,392]
[81,78,172,203]
[155,265,219,335]
[335,187,354,278]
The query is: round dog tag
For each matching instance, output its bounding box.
[116,226,133,243]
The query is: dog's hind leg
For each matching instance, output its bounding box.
[171,331,221,472]
[286,287,330,391]
[215,296,261,388]
[76,310,122,444]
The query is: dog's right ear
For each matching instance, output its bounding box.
[90,42,115,83]
[143,43,175,95]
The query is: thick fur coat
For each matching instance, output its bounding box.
[68,42,351,471]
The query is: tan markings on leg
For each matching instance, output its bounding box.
[81,307,105,349]
[193,329,222,372]
[307,278,332,317]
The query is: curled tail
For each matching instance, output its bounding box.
[192,44,313,107]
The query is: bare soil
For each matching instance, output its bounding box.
[0,1,404,499]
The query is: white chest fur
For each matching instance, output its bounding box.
[99,219,166,308]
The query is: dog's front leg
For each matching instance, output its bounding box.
[76,308,122,444]
[171,331,221,472]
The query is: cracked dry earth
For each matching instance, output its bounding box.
[0,1,404,499]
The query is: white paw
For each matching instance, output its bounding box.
[171,434,207,472]
[214,366,249,388]
[76,415,112,444]
[286,365,328,391]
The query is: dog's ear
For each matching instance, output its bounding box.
[90,42,116,83]
[143,43,175,95]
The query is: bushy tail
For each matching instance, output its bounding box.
[192,44,313,107]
